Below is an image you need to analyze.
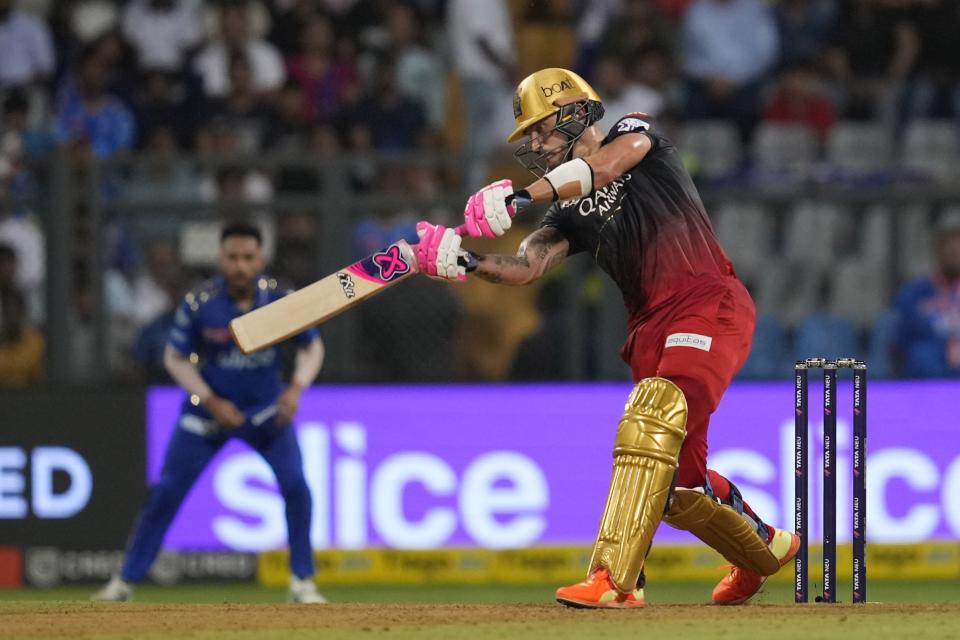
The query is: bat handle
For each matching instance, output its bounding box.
[453,194,533,237]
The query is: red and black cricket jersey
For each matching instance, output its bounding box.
[539,114,736,317]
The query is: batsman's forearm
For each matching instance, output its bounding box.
[163,345,214,403]
[472,253,538,286]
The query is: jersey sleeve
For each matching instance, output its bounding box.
[167,297,199,356]
[539,204,587,256]
[603,112,665,151]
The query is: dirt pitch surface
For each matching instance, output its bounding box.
[5,602,960,640]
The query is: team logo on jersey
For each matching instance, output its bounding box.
[372,245,411,281]
[337,272,356,299]
[617,117,650,132]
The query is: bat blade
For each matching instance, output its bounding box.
[229,240,418,353]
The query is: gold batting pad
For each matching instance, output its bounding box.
[589,377,688,592]
[663,489,779,576]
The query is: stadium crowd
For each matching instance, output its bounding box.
[0,0,958,386]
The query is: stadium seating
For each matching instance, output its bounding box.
[751,123,818,173]
[737,315,788,379]
[793,312,862,361]
[678,121,742,180]
[826,122,893,174]
[902,120,960,182]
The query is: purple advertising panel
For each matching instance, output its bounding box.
[146,381,960,550]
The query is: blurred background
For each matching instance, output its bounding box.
[0,0,958,598]
[0,0,958,386]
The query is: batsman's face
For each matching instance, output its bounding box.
[527,115,571,170]
[219,236,264,292]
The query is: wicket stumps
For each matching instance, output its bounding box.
[794,358,867,604]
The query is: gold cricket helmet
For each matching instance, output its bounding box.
[508,68,603,143]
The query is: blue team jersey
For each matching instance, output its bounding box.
[892,276,960,378]
[168,275,319,418]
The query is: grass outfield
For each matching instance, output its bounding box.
[2,581,958,640]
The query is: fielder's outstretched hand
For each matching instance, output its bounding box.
[462,179,517,238]
[415,221,467,281]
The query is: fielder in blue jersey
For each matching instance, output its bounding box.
[94,222,326,603]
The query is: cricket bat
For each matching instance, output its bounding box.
[229,240,420,354]
[230,197,530,354]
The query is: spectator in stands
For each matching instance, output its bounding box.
[681,0,779,141]
[597,0,676,67]
[132,71,193,148]
[594,55,665,131]
[0,243,14,290]
[2,90,53,159]
[193,0,285,98]
[131,303,176,383]
[891,213,960,378]
[774,0,836,69]
[447,0,516,188]
[571,0,621,79]
[509,278,568,380]
[824,0,918,121]
[202,51,274,153]
[130,238,181,330]
[762,62,837,139]
[285,13,358,122]
[67,0,121,44]
[268,82,322,193]
[385,3,444,133]
[121,0,204,72]
[0,192,44,321]
[0,286,43,386]
[899,0,960,121]
[53,45,136,159]
[124,127,200,208]
[0,0,55,91]
[343,57,427,151]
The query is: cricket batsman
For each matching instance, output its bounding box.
[94,223,326,604]
[413,68,800,607]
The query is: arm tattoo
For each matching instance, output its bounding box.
[472,227,568,285]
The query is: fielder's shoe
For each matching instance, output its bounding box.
[712,527,801,605]
[556,568,645,609]
[289,576,327,604]
[91,575,134,602]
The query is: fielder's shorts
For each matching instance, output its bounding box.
[621,276,756,488]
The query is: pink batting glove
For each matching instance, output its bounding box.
[415,221,466,281]
[463,179,517,238]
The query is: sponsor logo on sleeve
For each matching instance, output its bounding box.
[617,117,650,133]
[664,333,713,352]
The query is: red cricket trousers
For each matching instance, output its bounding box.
[621,275,770,533]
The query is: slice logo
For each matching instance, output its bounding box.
[337,272,356,299]
[372,245,411,281]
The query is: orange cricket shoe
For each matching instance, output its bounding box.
[712,527,801,605]
[556,568,646,609]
